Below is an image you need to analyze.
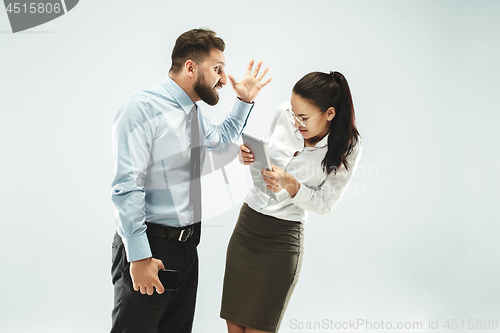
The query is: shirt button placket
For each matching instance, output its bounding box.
[188,113,192,140]
[286,151,299,171]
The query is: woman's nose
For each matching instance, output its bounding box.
[294,118,305,129]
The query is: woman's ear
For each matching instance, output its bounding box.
[327,107,336,121]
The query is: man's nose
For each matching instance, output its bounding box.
[220,73,227,86]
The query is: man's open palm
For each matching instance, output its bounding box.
[228,60,272,103]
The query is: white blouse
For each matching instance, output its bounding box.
[245,102,362,223]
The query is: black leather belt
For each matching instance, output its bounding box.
[146,223,194,242]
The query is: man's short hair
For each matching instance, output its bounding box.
[170,28,225,73]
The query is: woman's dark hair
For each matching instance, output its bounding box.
[293,71,360,175]
[170,28,225,73]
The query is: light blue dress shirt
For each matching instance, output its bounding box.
[112,76,253,261]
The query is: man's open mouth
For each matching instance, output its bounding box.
[214,83,222,94]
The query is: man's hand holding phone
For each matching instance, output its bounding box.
[130,257,165,296]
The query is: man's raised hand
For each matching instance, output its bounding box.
[228,60,272,104]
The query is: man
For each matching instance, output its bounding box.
[110,28,271,332]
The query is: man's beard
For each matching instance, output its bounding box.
[194,71,220,106]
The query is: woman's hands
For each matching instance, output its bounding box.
[238,144,254,165]
[239,145,300,197]
[262,164,300,197]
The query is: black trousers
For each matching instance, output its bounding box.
[110,224,200,333]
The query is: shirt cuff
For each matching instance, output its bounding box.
[122,233,152,262]
[230,98,254,120]
[290,182,310,206]
[275,188,290,202]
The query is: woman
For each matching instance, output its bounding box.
[220,71,362,333]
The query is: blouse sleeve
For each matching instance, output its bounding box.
[290,140,363,214]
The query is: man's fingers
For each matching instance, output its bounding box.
[257,67,269,81]
[139,285,147,295]
[252,61,263,77]
[261,77,273,88]
[129,258,167,296]
[245,60,255,76]
[227,74,237,87]
[155,279,165,295]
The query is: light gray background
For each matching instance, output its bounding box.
[1,1,499,332]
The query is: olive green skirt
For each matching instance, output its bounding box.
[220,203,304,332]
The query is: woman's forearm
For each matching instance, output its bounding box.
[283,174,300,198]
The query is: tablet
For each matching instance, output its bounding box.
[241,133,278,201]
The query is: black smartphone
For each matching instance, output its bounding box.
[158,269,180,291]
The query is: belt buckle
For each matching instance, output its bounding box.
[178,228,192,242]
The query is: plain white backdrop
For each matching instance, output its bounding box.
[1,1,499,332]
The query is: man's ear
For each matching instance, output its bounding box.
[327,107,336,121]
[184,60,196,79]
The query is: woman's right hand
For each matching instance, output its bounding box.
[238,144,254,165]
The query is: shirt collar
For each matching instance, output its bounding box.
[293,127,330,149]
[315,132,329,148]
[161,75,196,115]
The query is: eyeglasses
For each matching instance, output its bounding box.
[285,108,321,127]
